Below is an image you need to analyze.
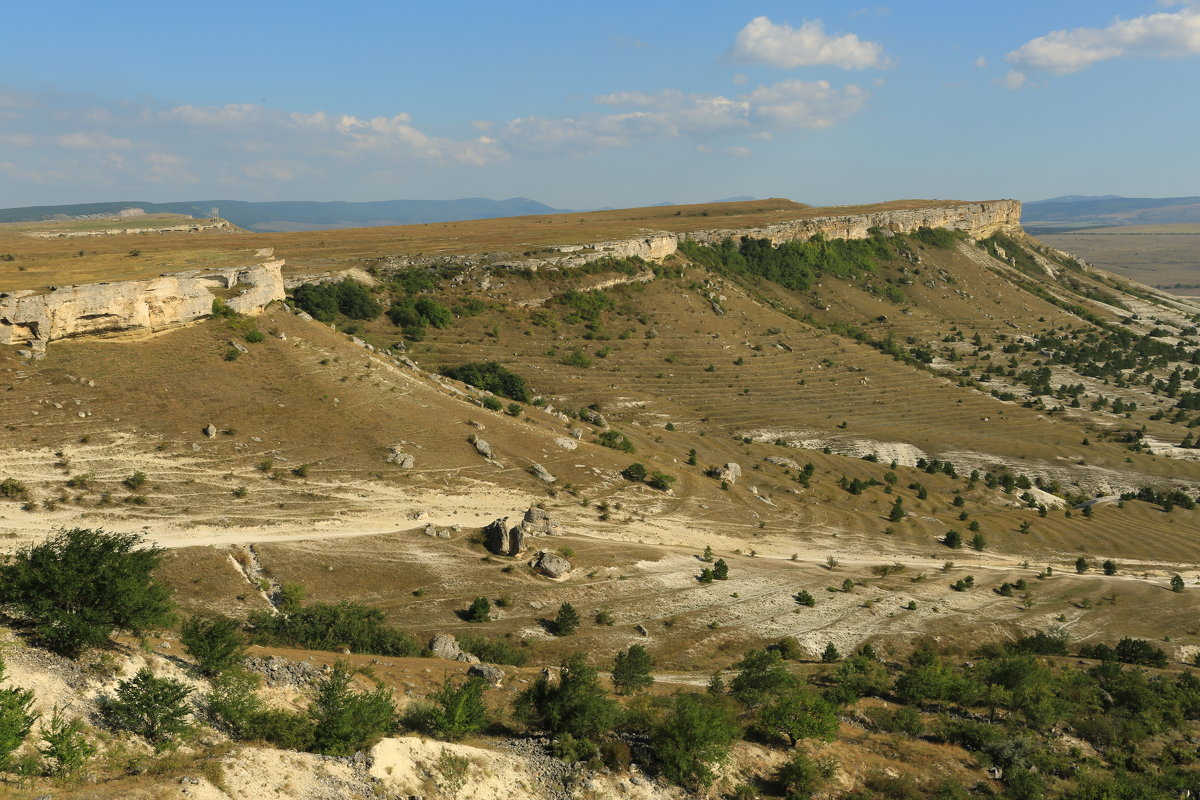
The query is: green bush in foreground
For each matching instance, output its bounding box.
[308,662,396,756]
[0,528,174,657]
[248,601,420,657]
[181,614,247,677]
[104,668,193,750]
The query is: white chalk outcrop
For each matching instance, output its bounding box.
[0,255,285,345]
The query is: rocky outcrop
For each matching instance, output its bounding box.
[468,663,505,687]
[429,634,479,663]
[520,507,561,537]
[0,255,284,345]
[385,446,414,468]
[484,517,524,557]
[22,219,234,239]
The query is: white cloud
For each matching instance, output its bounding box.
[744,80,868,129]
[1007,8,1200,75]
[974,55,988,68]
[999,70,1027,90]
[55,131,132,150]
[728,146,752,157]
[728,16,890,70]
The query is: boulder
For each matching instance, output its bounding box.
[429,634,478,663]
[715,462,742,484]
[467,663,505,687]
[554,437,578,450]
[520,507,562,536]
[765,456,801,470]
[569,428,585,440]
[484,517,524,556]
[229,340,249,354]
[531,550,571,579]
[582,410,607,428]
[528,463,556,483]
[473,437,494,459]
[386,446,415,468]
[635,624,650,637]
[203,423,217,438]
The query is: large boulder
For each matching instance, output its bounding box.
[530,550,571,579]
[467,663,505,687]
[484,517,524,556]
[429,634,479,663]
[472,437,494,459]
[528,464,556,483]
[520,507,562,537]
[715,462,742,484]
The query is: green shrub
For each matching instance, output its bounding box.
[180,615,247,677]
[0,659,35,771]
[651,692,741,790]
[248,601,419,657]
[291,278,381,322]
[554,603,580,636]
[123,471,148,491]
[775,751,836,800]
[0,528,173,657]
[621,463,647,482]
[0,478,28,500]
[596,431,634,452]
[465,596,491,623]
[244,329,266,343]
[647,471,676,491]
[104,668,192,750]
[308,661,396,756]
[440,362,530,402]
[561,348,593,368]
[423,676,489,740]
[456,634,529,666]
[38,705,95,781]
[513,652,618,742]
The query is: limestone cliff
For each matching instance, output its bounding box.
[0,254,284,345]
[496,199,1022,271]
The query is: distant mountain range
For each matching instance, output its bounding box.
[1024,195,1200,231]
[0,197,568,232]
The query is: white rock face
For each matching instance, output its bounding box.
[0,258,285,345]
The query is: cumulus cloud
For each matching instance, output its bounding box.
[999,70,1027,90]
[728,146,752,157]
[728,16,890,69]
[56,131,132,150]
[1007,8,1200,75]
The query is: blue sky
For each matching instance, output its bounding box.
[1,1,1197,209]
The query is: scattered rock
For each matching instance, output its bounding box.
[636,624,650,637]
[229,340,249,354]
[530,549,571,579]
[528,463,556,483]
[569,428,584,440]
[765,455,801,470]
[467,663,505,687]
[203,423,217,438]
[386,446,415,468]
[472,437,494,459]
[244,655,320,687]
[553,437,578,450]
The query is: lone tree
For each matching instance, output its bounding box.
[1103,559,1117,576]
[1075,557,1089,574]
[944,529,962,549]
[425,676,489,740]
[0,528,174,656]
[970,532,986,552]
[465,597,491,623]
[553,602,580,636]
[309,661,396,756]
[1172,574,1186,593]
[612,645,654,695]
[888,497,906,522]
[701,545,714,563]
[713,559,729,580]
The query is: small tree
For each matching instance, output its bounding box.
[39,705,95,782]
[621,463,647,482]
[426,676,488,740]
[308,661,396,756]
[730,649,796,710]
[554,602,580,636]
[888,498,905,522]
[513,652,618,742]
[698,568,714,584]
[821,642,841,663]
[794,590,816,607]
[944,529,962,549]
[713,559,729,580]
[0,659,35,771]
[701,545,714,563]
[465,597,491,623]
[970,532,986,552]
[776,751,835,800]
[1171,574,1186,593]
[181,614,247,677]
[0,528,174,656]
[651,692,740,790]
[756,686,838,746]
[612,645,654,695]
[1103,560,1117,576]
[105,668,192,750]
[1075,557,1089,574]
